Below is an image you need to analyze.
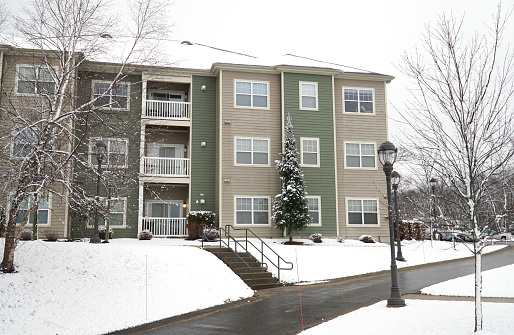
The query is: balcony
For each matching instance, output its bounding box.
[143,157,190,177]
[144,100,190,120]
[142,217,188,237]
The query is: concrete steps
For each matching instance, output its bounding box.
[204,246,280,290]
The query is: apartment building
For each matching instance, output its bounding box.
[1,45,394,242]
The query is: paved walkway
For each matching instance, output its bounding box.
[108,244,513,335]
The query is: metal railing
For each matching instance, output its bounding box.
[144,100,190,119]
[143,157,190,177]
[201,224,293,284]
[142,217,187,236]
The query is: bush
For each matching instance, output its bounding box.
[43,230,58,241]
[309,233,322,243]
[98,227,113,240]
[138,230,153,240]
[359,235,375,243]
[20,229,33,241]
[202,226,220,241]
[337,236,346,243]
[187,211,216,240]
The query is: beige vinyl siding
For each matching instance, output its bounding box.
[220,70,282,237]
[335,78,389,241]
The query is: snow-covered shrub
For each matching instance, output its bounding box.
[337,236,346,243]
[43,230,58,241]
[359,235,375,243]
[99,227,113,240]
[309,233,322,243]
[202,226,220,241]
[138,230,153,240]
[20,229,33,241]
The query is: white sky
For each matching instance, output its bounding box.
[3,0,513,169]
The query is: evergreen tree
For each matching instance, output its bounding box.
[272,115,311,242]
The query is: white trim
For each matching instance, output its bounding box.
[345,197,380,227]
[89,137,129,168]
[299,81,319,111]
[343,141,377,169]
[91,80,130,111]
[342,87,375,115]
[306,196,322,226]
[233,79,270,110]
[234,196,271,226]
[149,90,184,102]
[15,64,57,95]
[234,137,270,166]
[300,137,320,167]
[219,70,224,227]
[332,75,340,236]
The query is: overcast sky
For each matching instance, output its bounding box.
[3,0,513,146]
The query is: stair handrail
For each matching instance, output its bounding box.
[225,225,293,283]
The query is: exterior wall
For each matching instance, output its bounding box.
[282,72,338,237]
[190,75,217,213]
[219,70,282,237]
[0,52,71,239]
[70,71,142,239]
[334,78,389,241]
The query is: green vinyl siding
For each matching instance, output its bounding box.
[190,76,217,213]
[70,71,142,238]
[283,72,337,236]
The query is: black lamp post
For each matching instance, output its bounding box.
[392,171,405,261]
[429,178,437,241]
[378,141,405,307]
[90,140,107,243]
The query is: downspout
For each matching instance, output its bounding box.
[332,75,340,237]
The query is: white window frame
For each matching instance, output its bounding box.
[145,200,184,218]
[344,142,377,169]
[299,82,318,111]
[15,64,56,95]
[234,196,271,226]
[346,198,380,226]
[10,193,51,227]
[86,197,127,228]
[148,90,184,102]
[92,80,130,110]
[306,196,321,226]
[343,87,375,115]
[234,137,270,166]
[89,138,129,168]
[234,80,270,110]
[12,128,38,158]
[300,137,320,167]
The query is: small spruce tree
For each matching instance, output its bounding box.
[272,115,311,242]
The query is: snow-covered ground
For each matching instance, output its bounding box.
[0,237,510,335]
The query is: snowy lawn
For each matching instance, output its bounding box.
[0,237,508,335]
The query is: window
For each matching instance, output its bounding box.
[300,82,318,110]
[13,194,50,225]
[93,81,129,109]
[345,143,376,168]
[90,138,128,167]
[344,88,374,114]
[235,80,269,108]
[103,198,126,226]
[301,138,319,166]
[347,199,378,225]
[13,128,38,157]
[17,66,55,94]
[235,197,269,225]
[307,197,321,225]
[146,201,182,218]
[235,138,269,165]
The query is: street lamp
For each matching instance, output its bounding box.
[429,178,437,242]
[90,140,107,243]
[392,171,405,261]
[378,141,406,307]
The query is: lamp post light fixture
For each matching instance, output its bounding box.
[378,141,406,307]
[90,140,107,243]
[392,171,406,262]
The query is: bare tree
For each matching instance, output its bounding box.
[0,0,169,273]
[0,1,7,31]
[400,6,514,332]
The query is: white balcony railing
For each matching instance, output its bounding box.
[143,157,190,177]
[142,217,188,236]
[145,100,190,119]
